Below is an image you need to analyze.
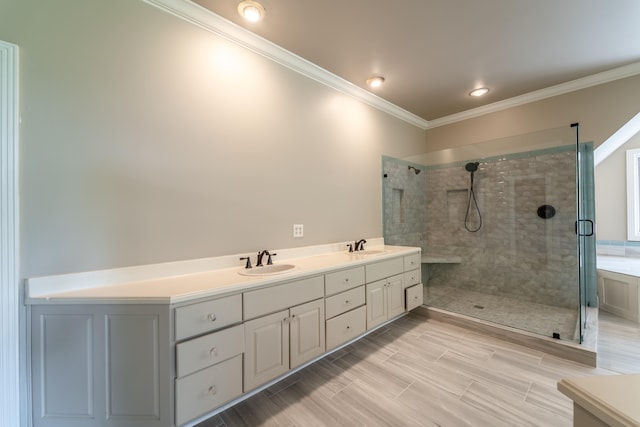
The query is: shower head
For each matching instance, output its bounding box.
[465,162,479,173]
[408,165,421,175]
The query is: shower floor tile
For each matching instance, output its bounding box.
[426,285,579,342]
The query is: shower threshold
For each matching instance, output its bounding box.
[417,286,597,366]
[427,286,578,340]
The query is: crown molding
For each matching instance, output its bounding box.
[143,0,640,132]
[142,0,430,129]
[428,62,640,129]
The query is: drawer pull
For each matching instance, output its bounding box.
[209,347,218,357]
[346,325,351,330]
[345,278,349,283]
[208,385,217,396]
[345,300,351,305]
[207,313,217,322]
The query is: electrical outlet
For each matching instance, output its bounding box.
[293,224,304,238]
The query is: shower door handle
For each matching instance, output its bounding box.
[575,219,594,236]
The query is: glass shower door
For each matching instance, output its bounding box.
[576,135,597,344]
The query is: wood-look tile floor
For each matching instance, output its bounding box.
[197,311,640,427]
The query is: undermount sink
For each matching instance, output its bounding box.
[238,264,297,276]
[351,249,387,256]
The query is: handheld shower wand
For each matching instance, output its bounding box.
[464,162,482,232]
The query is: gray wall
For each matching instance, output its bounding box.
[1,0,427,277]
[382,157,427,249]
[425,149,578,308]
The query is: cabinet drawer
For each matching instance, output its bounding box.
[175,294,242,341]
[403,268,421,289]
[325,286,365,319]
[325,266,365,296]
[405,284,423,311]
[404,253,421,272]
[244,275,324,320]
[175,354,242,426]
[326,305,366,350]
[176,324,244,378]
[365,257,404,283]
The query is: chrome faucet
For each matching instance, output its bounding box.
[354,239,367,251]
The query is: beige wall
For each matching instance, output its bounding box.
[1,0,427,277]
[595,131,640,240]
[425,74,640,152]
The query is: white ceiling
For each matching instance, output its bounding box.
[192,0,640,123]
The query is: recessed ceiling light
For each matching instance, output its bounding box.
[237,0,266,22]
[366,76,385,88]
[469,87,490,97]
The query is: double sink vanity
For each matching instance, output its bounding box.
[26,239,422,427]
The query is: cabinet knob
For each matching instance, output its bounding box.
[345,300,351,305]
[345,278,349,283]
[208,385,217,396]
[209,347,218,357]
[346,325,351,330]
[207,313,217,322]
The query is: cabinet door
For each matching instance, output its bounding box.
[387,274,405,319]
[290,299,325,369]
[366,279,387,330]
[244,310,289,392]
[31,305,170,427]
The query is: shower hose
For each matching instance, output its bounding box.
[465,173,482,232]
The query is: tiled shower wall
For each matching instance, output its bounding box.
[382,157,427,250]
[426,149,578,309]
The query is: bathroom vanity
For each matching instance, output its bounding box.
[26,240,422,427]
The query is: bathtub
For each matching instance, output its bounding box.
[597,255,640,322]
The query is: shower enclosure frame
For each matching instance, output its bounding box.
[382,124,596,344]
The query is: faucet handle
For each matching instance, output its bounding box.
[346,243,353,253]
[267,252,277,265]
[239,256,252,269]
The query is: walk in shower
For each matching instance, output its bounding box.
[383,125,596,344]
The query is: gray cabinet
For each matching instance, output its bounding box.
[366,273,405,329]
[29,249,422,426]
[244,298,325,391]
[30,304,171,427]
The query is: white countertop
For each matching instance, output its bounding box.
[26,241,420,305]
[597,256,640,277]
[558,374,640,427]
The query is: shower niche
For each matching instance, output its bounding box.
[382,125,596,344]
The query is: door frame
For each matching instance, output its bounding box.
[0,40,20,427]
